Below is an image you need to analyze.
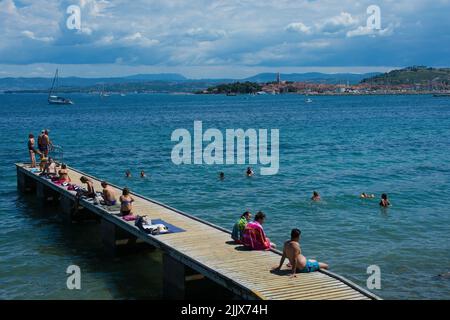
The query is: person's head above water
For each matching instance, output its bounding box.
[381,193,388,200]
[219,172,225,178]
[254,211,266,224]
[291,228,301,241]
[313,191,319,197]
[122,187,130,196]
[125,170,131,177]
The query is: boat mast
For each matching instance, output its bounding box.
[49,68,58,98]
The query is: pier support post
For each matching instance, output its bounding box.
[100,218,151,255]
[60,195,75,222]
[17,168,35,193]
[36,182,59,204]
[163,253,187,300]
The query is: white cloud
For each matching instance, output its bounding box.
[346,23,396,38]
[21,30,54,42]
[120,32,159,47]
[0,0,16,14]
[185,28,227,41]
[285,22,311,34]
[316,12,358,34]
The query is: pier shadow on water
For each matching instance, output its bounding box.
[11,191,234,300]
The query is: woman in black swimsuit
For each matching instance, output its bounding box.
[28,133,40,168]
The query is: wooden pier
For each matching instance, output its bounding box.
[16,163,380,300]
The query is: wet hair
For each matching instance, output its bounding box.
[291,228,301,239]
[122,187,130,196]
[219,172,224,177]
[29,133,34,138]
[101,181,107,187]
[80,176,88,183]
[241,211,251,218]
[255,211,266,222]
[61,163,67,169]
[313,191,319,197]
[381,193,388,200]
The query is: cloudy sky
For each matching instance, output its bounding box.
[0,0,449,78]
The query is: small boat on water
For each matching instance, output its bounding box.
[48,69,73,105]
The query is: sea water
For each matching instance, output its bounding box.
[0,93,449,299]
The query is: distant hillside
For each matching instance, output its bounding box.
[243,72,381,84]
[0,73,187,91]
[361,66,450,85]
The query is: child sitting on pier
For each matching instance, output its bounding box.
[241,211,276,250]
[231,211,252,243]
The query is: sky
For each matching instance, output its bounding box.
[0,0,449,78]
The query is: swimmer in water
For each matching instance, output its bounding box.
[125,170,131,178]
[140,170,146,178]
[360,193,375,198]
[311,191,321,201]
[379,193,391,207]
[219,172,225,180]
[246,167,254,177]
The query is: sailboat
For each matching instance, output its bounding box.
[48,69,73,105]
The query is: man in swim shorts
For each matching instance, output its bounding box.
[101,181,117,206]
[273,228,328,277]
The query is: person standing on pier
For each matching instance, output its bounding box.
[273,228,328,277]
[38,129,51,157]
[27,133,41,168]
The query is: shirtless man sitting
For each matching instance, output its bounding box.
[101,181,117,205]
[80,176,95,198]
[272,228,328,277]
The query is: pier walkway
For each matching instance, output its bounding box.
[16,163,380,300]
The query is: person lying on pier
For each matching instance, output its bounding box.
[57,164,71,183]
[231,211,252,243]
[242,211,276,250]
[101,181,117,206]
[120,188,135,216]
[79,176,96,198]
[272,228,328,277]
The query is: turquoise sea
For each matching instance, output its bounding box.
[0,93,449,299]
